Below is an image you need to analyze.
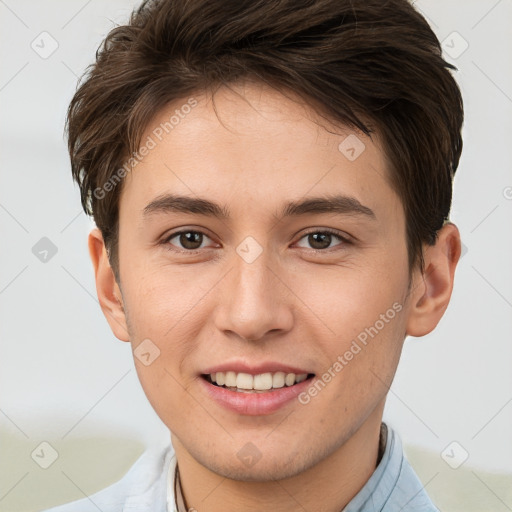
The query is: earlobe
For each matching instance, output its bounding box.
[406,223,461,337]
[88,228,130,342]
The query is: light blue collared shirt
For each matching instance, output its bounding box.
[41,423,438,512]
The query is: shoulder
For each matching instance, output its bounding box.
[40,442,175,512]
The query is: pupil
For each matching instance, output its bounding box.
[309,233,331,249]
[181,231,202,249]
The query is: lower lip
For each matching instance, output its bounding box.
[199,375,315,416]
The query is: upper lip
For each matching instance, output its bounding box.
[201,361,313,376]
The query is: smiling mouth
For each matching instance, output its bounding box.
[201,372,316,393]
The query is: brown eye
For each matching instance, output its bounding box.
[308,232,332,250]
[179,231,203,249]
[295,230,348,251]
[165,230,212,251]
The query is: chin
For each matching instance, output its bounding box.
[196,445,316,482]
[213,460,304,482]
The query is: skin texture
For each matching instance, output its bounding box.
[89,81,461,512]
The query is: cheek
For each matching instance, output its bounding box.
[303,263,407,335]
[303,263,408,391]
[121,267,211,406]
[132,359,204,436]
[305,301,406,428]
[122,263,212,334]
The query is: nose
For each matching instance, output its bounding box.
[213,248,294,342]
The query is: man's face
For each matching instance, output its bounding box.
[115,82,413,480]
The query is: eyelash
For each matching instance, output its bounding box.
[161,228,351,254]
[297,228,352,250]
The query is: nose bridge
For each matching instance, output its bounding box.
[234,247,273,306]
[215,241,292,341]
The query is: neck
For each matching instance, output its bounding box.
[171,402,385,512]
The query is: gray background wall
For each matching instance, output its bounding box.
[1,1,511,510]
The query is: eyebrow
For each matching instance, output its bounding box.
[142,193,376,221]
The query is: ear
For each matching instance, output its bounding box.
[406,222,461,337]
[88,228,130,342]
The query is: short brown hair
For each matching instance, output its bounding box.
[67,0,463,279]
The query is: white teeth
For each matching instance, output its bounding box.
[209,371,309,390]
[236,372,254,390]
[225,371,237,387]
[253,373,273,390]
[285,373,296,386]
[272,371,285,388]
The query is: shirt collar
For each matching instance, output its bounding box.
[342,422,405,511]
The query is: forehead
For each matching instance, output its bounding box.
[118,82,401,225]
